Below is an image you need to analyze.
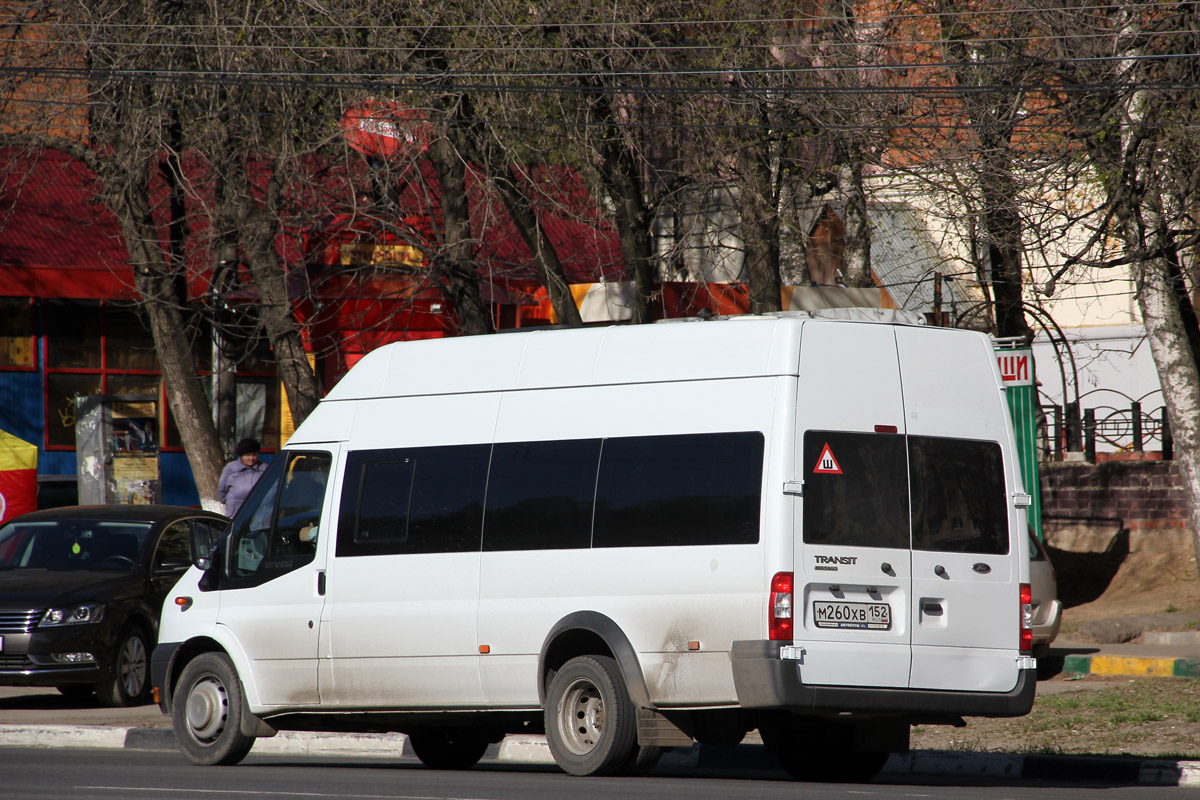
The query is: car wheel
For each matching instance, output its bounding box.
[408,729,491,769]
[95,625,151,707]
[173,652,255,766]
[621,744,664,775]
[545,655,638,776]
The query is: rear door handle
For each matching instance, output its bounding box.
[317,570,327,596]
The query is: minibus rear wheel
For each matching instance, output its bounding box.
[173,652,255,766]
[545,655,638,776]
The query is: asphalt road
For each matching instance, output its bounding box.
[0,746,1191,800]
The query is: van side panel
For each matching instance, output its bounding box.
[324,393,501,708]
[897,327,1024,693]
[478,378,780,707]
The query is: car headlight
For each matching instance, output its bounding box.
[40,604,105,627]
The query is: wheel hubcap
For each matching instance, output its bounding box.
[119,636,147,697]
[558,677,604,756]
[185,677,228,741]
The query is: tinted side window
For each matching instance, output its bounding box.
[802,431,909,549]
[593,432,762,548]
[484,439,601,552]
[910,436,1008,555]
[337,445,489,557]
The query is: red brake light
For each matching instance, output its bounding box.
[1019,582,1033,653]
[769,571,794,641]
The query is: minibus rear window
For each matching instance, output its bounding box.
[802,431,909,549]
[910,436,1008,555]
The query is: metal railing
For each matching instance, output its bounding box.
[1040,390,1172,462]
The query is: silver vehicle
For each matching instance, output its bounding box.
[1029,530,1062,654]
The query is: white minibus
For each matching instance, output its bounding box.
[152,313,1036,781]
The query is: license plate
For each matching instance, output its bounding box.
[813,601,891,630]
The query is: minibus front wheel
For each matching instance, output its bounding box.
[545,655,638,776]
[172,652,255,766]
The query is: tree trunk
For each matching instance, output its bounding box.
[228,159,321,428]
[741,140,782,314]
[111,182,225,511]
[840,160,873,288]
[493,166,583,326]
[1137,244,1200,570]
[428,127,494,336]
[598,128,656,324]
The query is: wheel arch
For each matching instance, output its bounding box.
[538,611,652,709]
[161,636,227,713]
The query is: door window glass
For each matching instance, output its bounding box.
[226,451,331,584]
[154,520,192,569]
[910,436,1008,555]
[802,431,909,549]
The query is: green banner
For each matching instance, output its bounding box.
[995,345,1042,538]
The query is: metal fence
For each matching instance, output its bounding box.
[1040,391,1172,462]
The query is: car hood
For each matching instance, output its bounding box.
[0,569,138,608]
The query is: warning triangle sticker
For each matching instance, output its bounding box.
[813,443,843,474]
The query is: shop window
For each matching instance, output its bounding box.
[45,300,101,369]
[0,297,34,368]
[105,306,160,372]
[45,373,102,448]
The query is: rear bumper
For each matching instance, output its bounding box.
[731,640,1037,718]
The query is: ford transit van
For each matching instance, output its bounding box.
[152,314,1036,781]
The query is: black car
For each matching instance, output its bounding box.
[0,505,228,706]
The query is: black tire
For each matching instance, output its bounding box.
[95,626,151,707]
[56,684,95,700]
[172,652,255,766]
[408,729,491,770]
[545,655,639,777]
[621,744,664,775]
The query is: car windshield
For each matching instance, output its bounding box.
[0,520,153,571]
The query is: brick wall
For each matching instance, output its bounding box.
[1040,460,1191,555]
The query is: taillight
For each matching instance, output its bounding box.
[769,571,794,641]
[1019,582,1033,653]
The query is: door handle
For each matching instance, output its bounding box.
[922,601,944,616]
[317,570,327,596]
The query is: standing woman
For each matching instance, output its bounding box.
[218,438,267,518]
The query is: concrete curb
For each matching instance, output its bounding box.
[3,723,1200,786]
[1061,653,1200,679]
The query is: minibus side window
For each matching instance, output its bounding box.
[483,439,600,552]
[802,431,909,549]
[592,431,763,548]
[910,436,1008,555]
[337,445,489,557]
